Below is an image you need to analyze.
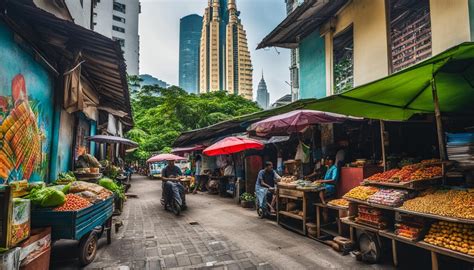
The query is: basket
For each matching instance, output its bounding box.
[240,200,254,209]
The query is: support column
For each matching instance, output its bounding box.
[431,78,447,160]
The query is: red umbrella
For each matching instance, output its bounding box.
[147,153,186,163]
[248,109,357,136]
[203,137,264,156]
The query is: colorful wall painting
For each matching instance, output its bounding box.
[0,22,54,184]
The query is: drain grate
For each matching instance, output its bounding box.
[189,221,199,225]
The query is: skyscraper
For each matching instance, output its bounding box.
[179,14,203,94]
[64,1,141,75]
[256,72,269,109]
[199,0,253,100]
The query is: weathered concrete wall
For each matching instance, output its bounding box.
[430,0,470,54]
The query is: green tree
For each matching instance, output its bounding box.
[126,84,261,162]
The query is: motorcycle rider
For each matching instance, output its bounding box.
[161,160,185,212]
[256,161,281,213]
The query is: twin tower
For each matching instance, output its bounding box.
[199,0,253,100]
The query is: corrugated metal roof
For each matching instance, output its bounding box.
[1,0,133,126]
[257,0,348,49]
[172,99,317,147]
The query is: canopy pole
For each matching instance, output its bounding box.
[431,78,447,161]
[380,120,387,171]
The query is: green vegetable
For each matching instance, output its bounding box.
[98,178,125,199]
[25,187,66,207]
[240,192,255,202]
[50,185,70,194]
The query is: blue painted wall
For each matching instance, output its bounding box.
[0,22,54,183]
[299,31,326,99]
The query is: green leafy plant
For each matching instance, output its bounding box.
[240,192,255,202]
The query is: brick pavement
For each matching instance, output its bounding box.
[74,176,274,270]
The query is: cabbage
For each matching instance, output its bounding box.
[26,187,66,207]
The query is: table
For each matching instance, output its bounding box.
[314,203,349,239]
[276,184,321,235]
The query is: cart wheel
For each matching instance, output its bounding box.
[79,232,98,266]
[358,232,381,264]
[257,207,265,219]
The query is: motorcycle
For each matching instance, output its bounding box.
[255,186,276,219]
[161,178,187,216]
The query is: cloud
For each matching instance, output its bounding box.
[139,0,290,103]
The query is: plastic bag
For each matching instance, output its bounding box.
[75,191,100,204]
[68,181,104,194]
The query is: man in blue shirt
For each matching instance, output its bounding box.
[256,161,281,213]
[162,160,182,178]
[313,157,339,204]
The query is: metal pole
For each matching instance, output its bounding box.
[431,78,447,161]
[380,120,387,171]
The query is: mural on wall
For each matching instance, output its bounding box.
[0,22,53,184]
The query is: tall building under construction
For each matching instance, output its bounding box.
[199,0,253,100]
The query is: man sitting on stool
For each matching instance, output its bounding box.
[312,157,339,204]
[256,161,281,213]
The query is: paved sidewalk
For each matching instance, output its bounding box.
[51,176,392,269]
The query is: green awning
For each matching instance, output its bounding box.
[306,42,474,121]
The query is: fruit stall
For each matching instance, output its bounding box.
[338,157,474,269]
[0,173,125,269]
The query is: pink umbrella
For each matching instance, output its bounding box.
[203,137,264,156]
[248,110,355,136]
[147,153,186,163]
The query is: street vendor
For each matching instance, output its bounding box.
[162,160,182,178]
[256,161,281,213]
[304,158,326,181]
[313,157,339,204]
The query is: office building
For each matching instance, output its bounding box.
[65,0,141,75]
[199,0,253,100]
[256,72,269,109]
[179,14,203,94]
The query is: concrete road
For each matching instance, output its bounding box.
[51,175,393,269]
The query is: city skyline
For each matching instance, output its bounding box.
[139,0,290,102]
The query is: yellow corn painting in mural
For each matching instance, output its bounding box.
[0,74,43,183]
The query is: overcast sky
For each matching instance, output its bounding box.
[139,0,290,103]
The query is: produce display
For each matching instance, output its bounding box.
[400,189,474,220]
[99,178,125,199]
[355,205,388,229]
[344,186,379,201]
[366,169,400,182]
[394,215,425,240]
[55,171,76,185]
[54,194,92,211]
[365,161,442,183]
[25,187,66,208]
[367,189,412,207]
[328,198,349,208]
[10,180,29,198]
[407,166,442,181]
[424,221,474,255]
[280,176,297,184]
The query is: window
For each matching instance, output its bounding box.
[113,2,126,13]
[113,15,126,23]
[333,26,354,94]
[112,25,125,33]
[389,0,431,73]
[113,37,125,47]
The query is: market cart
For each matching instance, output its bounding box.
[30,196,114,266]
[276,183,321,235]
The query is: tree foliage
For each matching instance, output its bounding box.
[126,84,261,162]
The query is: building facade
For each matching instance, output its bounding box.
[265,0,474,101]
[65,0,141,75]
[199,0,253,100]
[285,0,302,101]
[179,14,203,94]
[256,72,270,109]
